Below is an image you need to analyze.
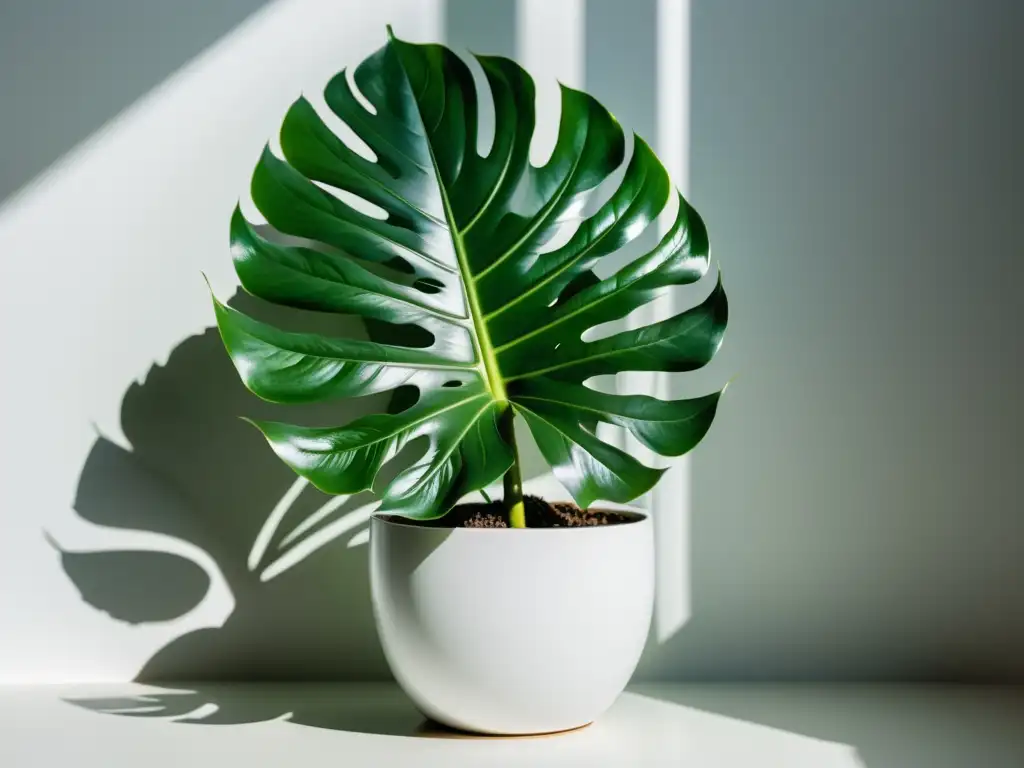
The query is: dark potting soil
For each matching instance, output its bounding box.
[406,495,641,528]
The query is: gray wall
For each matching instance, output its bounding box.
[0,0,271,205]
[642,0,1024,681]
[453,0,1024,682]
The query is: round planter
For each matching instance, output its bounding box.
[369,506,654,735]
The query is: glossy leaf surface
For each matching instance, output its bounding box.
[214,30,728,518]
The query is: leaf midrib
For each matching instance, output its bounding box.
[391,39,508,404]
[441,184,507,401]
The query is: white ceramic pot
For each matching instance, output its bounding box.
[369,507,654,735]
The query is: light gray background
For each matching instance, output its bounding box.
[0,0,273,204]
[1,0,1021,682]
[665,0,1024,682]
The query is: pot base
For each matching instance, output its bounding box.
[416,718,594,739]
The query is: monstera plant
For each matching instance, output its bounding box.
[212,29,727,735]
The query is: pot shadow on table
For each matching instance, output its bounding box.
[56,289,545,736]
[66,684,463,738]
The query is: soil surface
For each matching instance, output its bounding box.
[388,495,641,528]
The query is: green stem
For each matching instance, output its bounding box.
[499,405,525,527]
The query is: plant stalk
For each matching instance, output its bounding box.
[498,404,526,527]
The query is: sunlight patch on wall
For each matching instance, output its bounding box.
[651,0,693,644]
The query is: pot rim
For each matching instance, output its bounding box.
[372,501,649,531]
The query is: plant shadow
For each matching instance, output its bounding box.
[65,683,462,738]
[53,291,490,732]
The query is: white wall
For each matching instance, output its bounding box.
[0,0,443,684]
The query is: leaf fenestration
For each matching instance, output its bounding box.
[213,30,728,518]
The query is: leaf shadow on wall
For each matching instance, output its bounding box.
[56,289,522,734]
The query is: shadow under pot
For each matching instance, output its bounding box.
[369,504,653,736]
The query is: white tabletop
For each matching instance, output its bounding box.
[2,682,1021,767]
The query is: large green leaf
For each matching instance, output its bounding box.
[213,29,728,518]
